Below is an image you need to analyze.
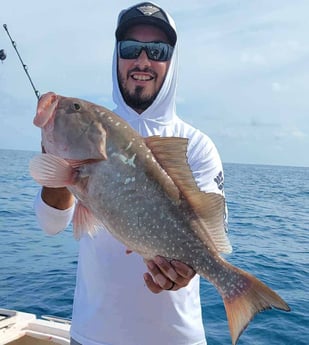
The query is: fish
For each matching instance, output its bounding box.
[29,92,290,345]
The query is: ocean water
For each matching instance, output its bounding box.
[0,149,308,345]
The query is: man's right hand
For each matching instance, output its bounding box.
[41,186,75,210]
[41,144,75,210]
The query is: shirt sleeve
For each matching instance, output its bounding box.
[34,189,75,235]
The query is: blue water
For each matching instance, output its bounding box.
[0,149,308,344]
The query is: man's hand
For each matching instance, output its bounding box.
[143,256,196,293]
[41,144,75,210]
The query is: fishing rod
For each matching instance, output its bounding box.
[3,24,40,99]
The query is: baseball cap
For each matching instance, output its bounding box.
[116,2,177,46]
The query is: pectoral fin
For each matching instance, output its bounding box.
[29,153,76,188]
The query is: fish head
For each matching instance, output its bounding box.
[34,92,107,161]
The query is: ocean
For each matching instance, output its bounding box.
[0,149,308,345]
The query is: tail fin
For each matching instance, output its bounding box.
[223,269,290,345]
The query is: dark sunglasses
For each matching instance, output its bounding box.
[118,40,174,62]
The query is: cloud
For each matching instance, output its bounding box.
[241,52,267,66]
[249,118,278,128]
[271,82,288,93]
[291,129,307,139]
[275,127,307,141]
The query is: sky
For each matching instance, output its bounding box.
[0,0,308,167]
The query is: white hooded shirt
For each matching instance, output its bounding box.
[34,6,228,345]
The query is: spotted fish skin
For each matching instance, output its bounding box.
[30,92,290,345]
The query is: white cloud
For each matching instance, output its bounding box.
[275,127,307,141]
[291,129,307,139]
[240,52,267,66]
[271,82,288,93]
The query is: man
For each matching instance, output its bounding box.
[35,2,228,345]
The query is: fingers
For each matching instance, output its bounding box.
[144,256,196,293]
[171,260,195,280]
[145,259,174,291]
[143,272,164,294]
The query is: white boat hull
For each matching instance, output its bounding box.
[0,309,70,345]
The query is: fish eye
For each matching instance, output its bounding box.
[72,102,81,111]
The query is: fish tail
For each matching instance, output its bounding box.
[222,268,290,345]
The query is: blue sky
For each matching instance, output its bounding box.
[0,0,308,167]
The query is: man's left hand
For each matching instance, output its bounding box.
[143,256,196,294]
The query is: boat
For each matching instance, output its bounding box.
[0,309,70,344]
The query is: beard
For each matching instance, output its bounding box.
[118,68,159,112]
[120,85,157,111]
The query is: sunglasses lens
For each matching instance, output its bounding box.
[148,42,172,61]
[119,41,142,59]
[118,40,173,61]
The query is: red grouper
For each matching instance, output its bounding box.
[30,92,290,345]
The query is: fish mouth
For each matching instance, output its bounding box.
[33,92,59,128]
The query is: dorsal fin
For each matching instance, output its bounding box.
[145,136,232,254]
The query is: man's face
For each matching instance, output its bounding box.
[117,24,171,113]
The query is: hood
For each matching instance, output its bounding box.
[112,6,178,136]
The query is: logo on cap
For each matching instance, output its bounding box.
[137,5,160,16]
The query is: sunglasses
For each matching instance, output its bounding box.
[118,40,174,62]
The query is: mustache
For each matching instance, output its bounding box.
[127,67,157,78]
